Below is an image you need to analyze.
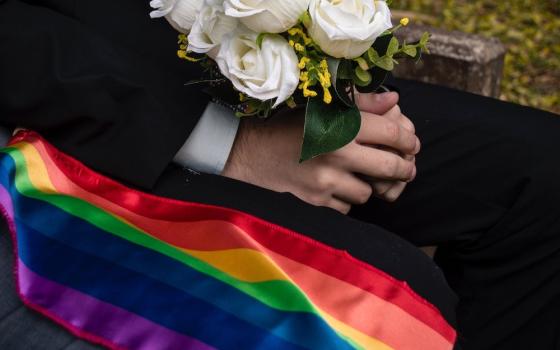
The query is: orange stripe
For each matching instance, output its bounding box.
[23,131,455,347]
[23,140,453,350]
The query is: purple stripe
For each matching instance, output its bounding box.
[18,261,215,350]
[0,183,14,220]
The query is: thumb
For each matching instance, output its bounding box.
[355,91,399,115]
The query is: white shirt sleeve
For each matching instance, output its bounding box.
[173,102,240,174]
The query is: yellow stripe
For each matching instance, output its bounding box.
[13,142,57,194]
[182,247,393,350]
[13,142,140,229]
[185,248,288,282]
[14,141,393,350]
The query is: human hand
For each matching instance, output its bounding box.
[222,92,419,214]
[355,92,420,202]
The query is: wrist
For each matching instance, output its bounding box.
[222,117,253,179]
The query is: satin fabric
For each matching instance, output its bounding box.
[0,131,457,349]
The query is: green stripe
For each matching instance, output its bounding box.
[1,145,362,349]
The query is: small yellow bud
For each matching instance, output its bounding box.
[304,89,318,98]
[295,43,305,52]
[288,28,303,36]
[302,81,318,97]
[318,72,331,88]
[298,57,310,69]
[400,17,410,26]
[323,87,332,104]
[289,40,295,47]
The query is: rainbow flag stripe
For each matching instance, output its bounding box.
[0,131,456,350]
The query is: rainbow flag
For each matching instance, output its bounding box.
[0,131,456,350]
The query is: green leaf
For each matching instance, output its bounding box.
[386,37,400,56]
[300,98,361,162]
[355,66,371,82]
[420,32,430,46]
[355,57,370,71]
[374,56,394,71]
[368,48,380,60]
[403,45,417,57]
[355,67,389,93]
[354,66,372,84]
[366,48,380,65]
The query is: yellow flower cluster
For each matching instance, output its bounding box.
[289,27,333,104]
[177,34,199,62]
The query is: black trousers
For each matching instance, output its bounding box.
[1,79,559,350]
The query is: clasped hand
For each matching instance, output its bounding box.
[222,92,420,214]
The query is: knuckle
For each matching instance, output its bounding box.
[315,171,335,191]
[404,162,415,180]
[405,134,418,153]
[402,115,415,133]
[380,156,399,178]
[358,185,373,204]
[384,121,400,143]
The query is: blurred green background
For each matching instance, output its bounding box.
[393,0,560,114]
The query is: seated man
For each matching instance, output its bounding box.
[0,1,559,349]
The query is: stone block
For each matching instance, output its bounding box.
[393,24,506,98]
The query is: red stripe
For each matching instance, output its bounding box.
[26,140,451,349]
[12,131,456,343]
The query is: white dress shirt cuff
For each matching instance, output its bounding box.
[173,102,240,174]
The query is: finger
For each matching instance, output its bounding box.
[367,153,414,191]
[382,105,415,133]
[342,145,416,181]
[357,112,419,155]
[355,91,399,115]
[332,172,373,205]
[327,198,352,214]
[380,181,408,202]
[372,180,393,196]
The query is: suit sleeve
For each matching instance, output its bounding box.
[0,0,211,189]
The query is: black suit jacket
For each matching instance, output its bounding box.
[0,0,210,189]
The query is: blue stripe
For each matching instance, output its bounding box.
[0,151,355,350]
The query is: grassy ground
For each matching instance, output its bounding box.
[393,0,560,114]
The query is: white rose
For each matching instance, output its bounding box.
[149,0,204,33]
[188,0,239,58]
[224,0,310,34]
[215,31,300,107]
[308,0,392,59]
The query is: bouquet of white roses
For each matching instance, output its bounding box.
[150,0,429,161]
